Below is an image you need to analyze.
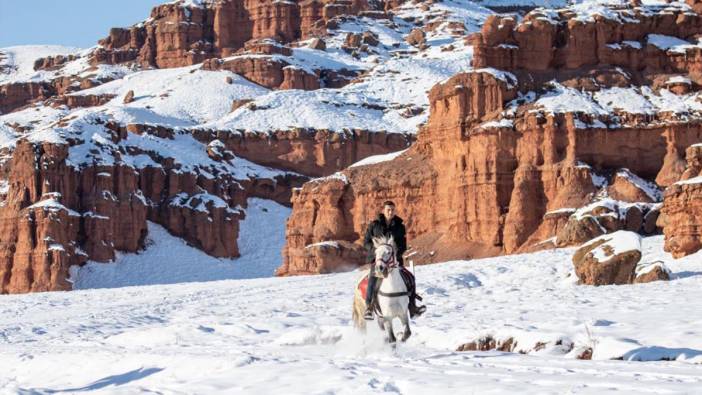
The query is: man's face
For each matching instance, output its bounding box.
[383,204,396,220]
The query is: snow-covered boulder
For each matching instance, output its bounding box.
[634,261,671,284]
[572,231,642,285]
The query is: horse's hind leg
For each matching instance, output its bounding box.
[384,318,397,343]
[400,313,411,342]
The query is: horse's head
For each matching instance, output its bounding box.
[372,235,397,279]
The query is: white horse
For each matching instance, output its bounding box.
[352,235,411,343]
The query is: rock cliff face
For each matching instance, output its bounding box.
[280,1,702,275]
[0,109,408,293]
[192,128,413,177]
[93,0,373,69]
[471,4,702,80]
[660,144,702,257]
[0,138,248,293]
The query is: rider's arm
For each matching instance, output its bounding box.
[363,222,374,252]
[397,225,407,257]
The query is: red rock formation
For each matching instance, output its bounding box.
[279,2,702,276]
[33,54,77,71]
[0,139,244,293]
[280,63,702,274]
[93,0,374,69]
[192,127,413,177]
[0,82,50,113]
[1,75,117,114]
[634,261,671,283]
[660,144,702,258]
[58,94,117,109]
[472,7,702,81]
[202,56,321,89]
[0,105,410,293]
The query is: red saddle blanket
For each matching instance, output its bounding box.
[359,277,370,299]
[358,267,414,299]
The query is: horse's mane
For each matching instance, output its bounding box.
[374,235,396,249]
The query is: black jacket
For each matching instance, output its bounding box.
[363,214,407,265]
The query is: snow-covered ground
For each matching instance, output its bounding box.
[72,66,270,127]
[1,236,701,393]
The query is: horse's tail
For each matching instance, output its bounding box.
[352,288,367,331]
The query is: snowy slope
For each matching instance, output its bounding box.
[72,66,270,127]
[70,198,290,288]
[0,45,130,85]
[0,45,82,84]
[1,236,702,393]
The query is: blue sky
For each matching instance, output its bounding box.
[0,0,166,48]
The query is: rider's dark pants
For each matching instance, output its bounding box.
[365,264,378,307]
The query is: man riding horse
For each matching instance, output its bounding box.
[363,201,426,320]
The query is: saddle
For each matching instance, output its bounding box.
[357,267,419,301]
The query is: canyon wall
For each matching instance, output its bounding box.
[280,2,702,275]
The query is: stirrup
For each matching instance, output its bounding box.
[410,304,426,318]
[363,308,374,320]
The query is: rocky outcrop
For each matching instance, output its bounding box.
[34,54,78,71]
[202,56,321,90]
[278,239,366,275]
[471,6,702,84]
[572,231,642,286]
[660,144,702,258]
[0,82,51,113]
[555,199,660,247]
[0,106,410,293]
[57,94,117,109]
[93,0,374,69]
[1,76,115,114]
[192,127,413,177]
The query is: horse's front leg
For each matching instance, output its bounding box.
[377,316,385,331]
[400,312,411,342]
[384,316,397,343]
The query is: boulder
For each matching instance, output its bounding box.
[362,31,379,46]
[572,231,642,285]
[406,28,426,47]
[634,261,671,283]
[556,215,605,247]
[308,38,327,50]
[344,33,363,48]
[608,169,662,203]
[123,90,135,104]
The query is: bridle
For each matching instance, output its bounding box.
[375,243,399,268]
[374,242,408,298]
